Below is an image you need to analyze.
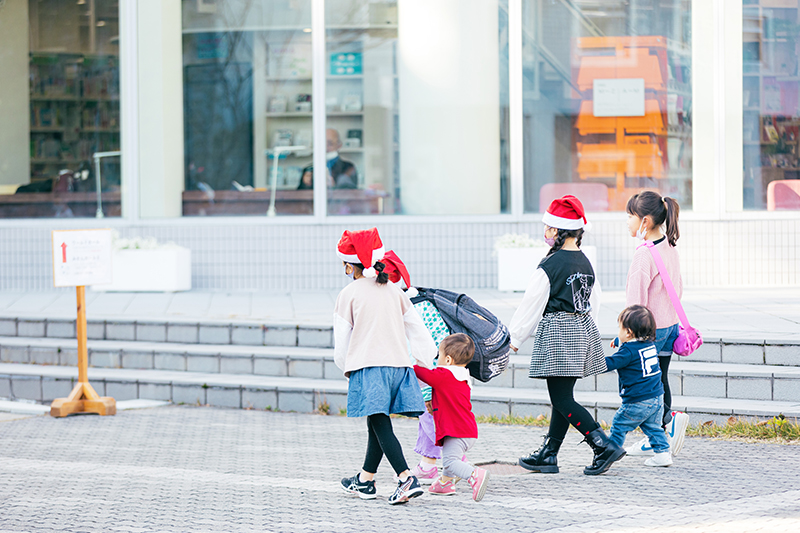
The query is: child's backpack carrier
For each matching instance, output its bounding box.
[411,287,511,382]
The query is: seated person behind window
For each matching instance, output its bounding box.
[297,128,358,189]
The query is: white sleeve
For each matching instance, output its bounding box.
[590,278,602,326]
[333,313,353,373]
[404,307,437,368]
[509,268,550,348]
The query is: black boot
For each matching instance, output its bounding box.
[519,434,563,473]
[583,427,626,476]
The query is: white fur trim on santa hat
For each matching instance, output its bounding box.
[336,246,385,267]
[542,211,585,230]
[405,287,419,298]
[363,267,377,278]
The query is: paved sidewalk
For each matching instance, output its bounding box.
[1,287,800,341]
[1,405,799,533]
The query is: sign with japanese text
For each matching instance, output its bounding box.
[52,229,113,287]
[593,78,645,117]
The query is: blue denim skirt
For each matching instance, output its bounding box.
[347,366,425,418]
[655,324,680,356]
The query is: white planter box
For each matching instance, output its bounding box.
[91,248,192,292]
[497,246,598,292]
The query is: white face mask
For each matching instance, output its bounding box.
[326,151,339,161]
[635,219,647,240]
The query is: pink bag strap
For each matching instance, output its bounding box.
[638,241,692,330]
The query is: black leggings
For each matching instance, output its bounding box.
[659,355,673,427]
[363,413,409,475]
[546,377,600,440]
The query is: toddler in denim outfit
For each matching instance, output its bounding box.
[605,305,672,467]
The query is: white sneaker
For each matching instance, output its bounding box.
[666,411,690,456]
[644,451,673,467]
[626,436,655,457]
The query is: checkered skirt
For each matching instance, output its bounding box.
[529,312,607,378]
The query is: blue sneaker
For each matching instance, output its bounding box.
[341,472,377,500]
[388,475,424,505]
[626,436,655,457]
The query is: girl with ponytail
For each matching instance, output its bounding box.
[623,191,690,458]
[334,228,437,505]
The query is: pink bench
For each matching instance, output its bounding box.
[767,180,800,210]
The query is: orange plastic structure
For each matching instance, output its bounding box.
[573,36,690,201]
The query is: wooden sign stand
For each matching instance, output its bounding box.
[50,286,116,417]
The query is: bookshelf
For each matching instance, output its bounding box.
[29,52,120,185]
[743,0,800,208]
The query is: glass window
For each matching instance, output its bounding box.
[323,0,510,216]
[522,1,692,212]
[0,0,122,218]
[182,0,313,216]
[743,0,800,210]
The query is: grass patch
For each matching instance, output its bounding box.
[476,412,800,443]
[687,415,800,443]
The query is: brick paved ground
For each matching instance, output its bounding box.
[1,406,800,533]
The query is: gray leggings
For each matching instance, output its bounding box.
[442,437,476,480]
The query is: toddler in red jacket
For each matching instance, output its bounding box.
[413,333,490,502]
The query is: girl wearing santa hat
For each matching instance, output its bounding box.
[508,195,625,476]
[334,228,437,505]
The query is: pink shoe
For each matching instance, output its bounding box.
[428,477,456,495]
[409,463,439,485]
[468,467,489,502]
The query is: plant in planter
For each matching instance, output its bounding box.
[91,231,191,292]
[494,233,549,292]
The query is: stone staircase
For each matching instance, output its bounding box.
[2,315,799,423]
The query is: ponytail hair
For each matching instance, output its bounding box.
[546,228,584,256]
[626,191,681,246]
[373,260,389,285]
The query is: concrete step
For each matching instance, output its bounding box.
[2,315,799,366]
[3,336,800,403]
[2,362,797,424]
[0,315,333,348]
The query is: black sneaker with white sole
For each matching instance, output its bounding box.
[388,475,424,505]
[340,473,377,500]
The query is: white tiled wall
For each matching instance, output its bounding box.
[1,219,798,291]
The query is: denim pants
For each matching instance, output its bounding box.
[608,395,670,453]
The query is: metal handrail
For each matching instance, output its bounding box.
[92,151,121,218]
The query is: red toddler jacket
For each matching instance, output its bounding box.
[413,365,478,446]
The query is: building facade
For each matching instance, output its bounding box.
[1,0,799,291]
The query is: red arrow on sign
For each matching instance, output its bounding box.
[61,243,67,263]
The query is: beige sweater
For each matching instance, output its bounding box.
[333,278,436,376]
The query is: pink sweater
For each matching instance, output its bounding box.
[625,239,682,329]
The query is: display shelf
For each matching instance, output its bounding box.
[28,51,121,182]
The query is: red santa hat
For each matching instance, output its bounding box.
[381,250,410,288]
[542,195,587,230]
[337,228,385,278]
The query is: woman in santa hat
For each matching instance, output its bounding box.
[334,228,437,505]
[508,195,625,476]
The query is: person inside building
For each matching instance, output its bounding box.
[297,128,358,189]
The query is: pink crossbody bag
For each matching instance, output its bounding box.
[639,241,703,357]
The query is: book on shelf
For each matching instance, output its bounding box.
[294,94,312,113]
[341,93,362,112]
[345,129,362,148]
[269,96,288,113]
